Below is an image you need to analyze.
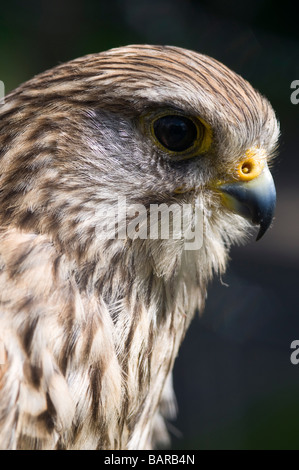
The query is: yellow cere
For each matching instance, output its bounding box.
[236,148,266,182]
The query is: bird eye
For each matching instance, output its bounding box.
[141,111,212,159]
[153,115,198,152]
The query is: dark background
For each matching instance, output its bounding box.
[1,0,298,450]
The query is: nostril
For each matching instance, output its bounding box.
[241,162,253,174]
[237,156,264,182]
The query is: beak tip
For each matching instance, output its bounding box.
[255,228,265,242]
[255,216,274,241]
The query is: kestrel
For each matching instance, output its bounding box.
[0,45,278,449]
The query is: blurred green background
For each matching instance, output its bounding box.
[1,0,299,450]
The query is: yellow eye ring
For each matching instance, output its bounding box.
[141,110,212,160]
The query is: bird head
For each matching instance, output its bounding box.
[0,45,279,286]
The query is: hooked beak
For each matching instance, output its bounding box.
[216,151,276,240]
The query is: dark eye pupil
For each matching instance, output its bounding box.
[153,115,197,152]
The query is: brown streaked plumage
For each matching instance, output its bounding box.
[0,45,279,449]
